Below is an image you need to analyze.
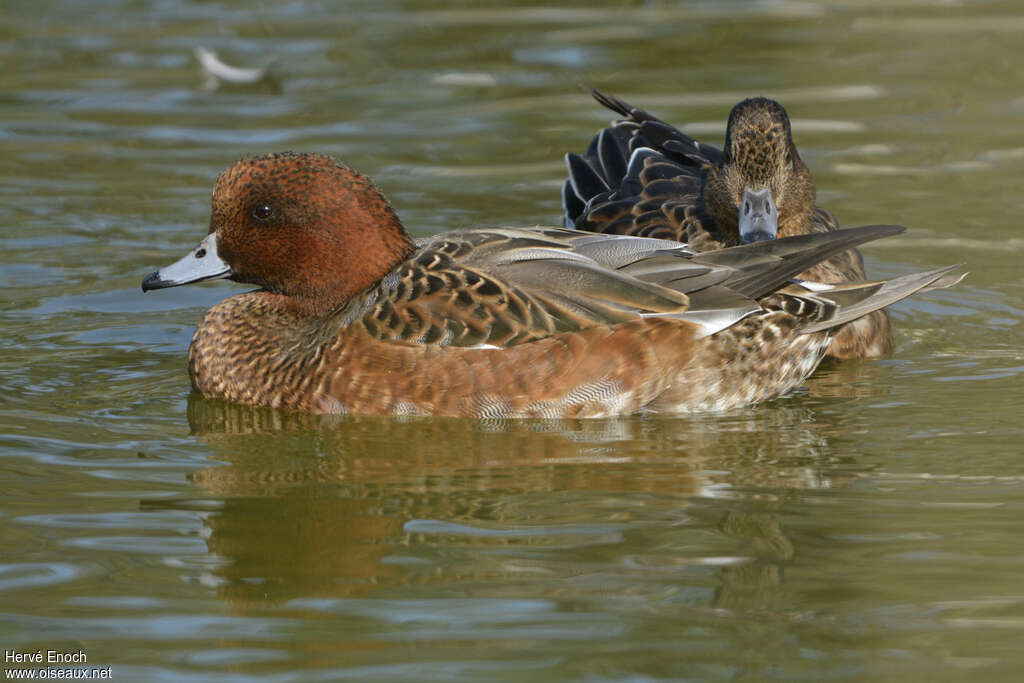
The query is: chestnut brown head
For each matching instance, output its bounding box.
[143,153,415,316]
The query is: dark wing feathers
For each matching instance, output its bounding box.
[596,128,629,184]
[586,88,723,167]
[699,224,905,299]
[590,88,634,119]
[564,89,723,245]
[561,178,585,228]
[565,152,609,201]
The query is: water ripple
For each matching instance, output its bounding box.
[0,563,83,591]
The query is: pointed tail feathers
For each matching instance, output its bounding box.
[692,224,906,299]
[800,265,966,334]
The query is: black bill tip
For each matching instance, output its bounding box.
[141,271,167,292]
[741,230,776,244]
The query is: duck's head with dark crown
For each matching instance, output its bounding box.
[704,97,816,245]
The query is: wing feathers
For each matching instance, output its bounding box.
[364,226,956,350]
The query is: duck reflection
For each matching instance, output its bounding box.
[170,393,872,610]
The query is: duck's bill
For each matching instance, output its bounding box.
[738,186,778,244]
[141,233,232,292]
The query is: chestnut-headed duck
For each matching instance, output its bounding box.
[143,152,960,418]
[563,90,897,359]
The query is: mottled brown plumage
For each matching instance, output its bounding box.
[563,90,893,358]
[144,153,960,417]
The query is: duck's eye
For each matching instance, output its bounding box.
[252,203,276,222]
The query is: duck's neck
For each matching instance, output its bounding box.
[279,226,415,318]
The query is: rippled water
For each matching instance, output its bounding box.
[2,1,1023,680]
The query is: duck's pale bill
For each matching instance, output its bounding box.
[141,233,232,292]
[738,186,778,244]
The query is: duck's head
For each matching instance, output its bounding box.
[142,153,415,316]
[704,97,815,244]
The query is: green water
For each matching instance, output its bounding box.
[2,1,1023,680]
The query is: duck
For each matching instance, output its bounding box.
[563,90,894,359]
[142,152,960,418]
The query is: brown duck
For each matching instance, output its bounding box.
[563,90,899,359]
[142,153,960,418]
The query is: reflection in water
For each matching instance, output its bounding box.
[164,394,869,611]
[715,511,795,612]
[802,356,894,400]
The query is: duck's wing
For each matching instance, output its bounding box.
[359,228,692,347]
[358,225,923,347]
[563,89,724,248]
[791,206,871,284]
[586,89,723,169]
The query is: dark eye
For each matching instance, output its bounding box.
[252,203,275,222]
